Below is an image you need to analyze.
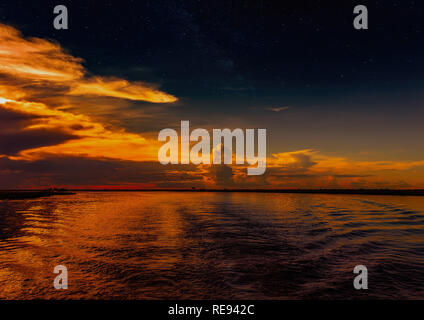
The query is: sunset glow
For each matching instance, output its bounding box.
[0,21,423,189]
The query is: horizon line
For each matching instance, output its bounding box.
[2,188,424,196]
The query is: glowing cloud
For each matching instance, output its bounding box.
[0,98,159,162]
[69,77,177,102]
[0,22,176,165]
[0,24,83,81]
[0,23,177,103]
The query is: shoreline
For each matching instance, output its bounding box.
[2,189,424,199]
[73,189,424,196]
[0,191,76,200]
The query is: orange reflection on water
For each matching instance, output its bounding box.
[1,192,424,299]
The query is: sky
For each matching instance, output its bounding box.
[0,0,424,189]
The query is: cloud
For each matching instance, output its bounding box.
[208,165,234,186]
[0,156,205,189]
[0,22,177,103]
[68,77,177,103]
[0,22,177,164]
[270,149,317,172]
[266,106,290,112]
[262,149,424,189]
[0,98,160,162]
[0,103,78,155]
[0,23,83,82]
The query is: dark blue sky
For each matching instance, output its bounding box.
[2,0,423,101]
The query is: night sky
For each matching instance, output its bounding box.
[0,0,423,189]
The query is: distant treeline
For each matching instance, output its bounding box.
[0,190,75,200]
[2,189,424,200]
[47,189,424,196]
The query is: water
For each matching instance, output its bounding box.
[0,191,424,299]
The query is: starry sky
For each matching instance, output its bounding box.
[0,0,424,189]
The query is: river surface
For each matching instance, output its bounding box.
[0,191,423,299]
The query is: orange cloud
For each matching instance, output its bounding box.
[0,22,177,103]
[0,23,83,82]
[270,149,424,172]
[69,77,177,102]
[0,22,177,165]
[0,98,159,162]
[264,149,424,188]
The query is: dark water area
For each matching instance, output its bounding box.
[0,192,423,299]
